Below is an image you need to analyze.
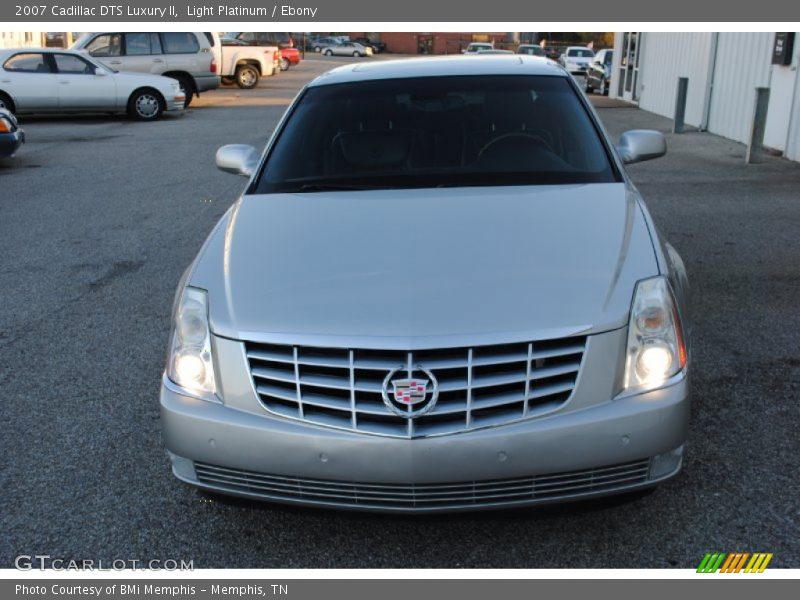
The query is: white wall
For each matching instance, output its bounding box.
[611,31,800,162]
[0,32,44,49]
[766,32,800,159]
[707,32,773,145]
[635,32,714,129]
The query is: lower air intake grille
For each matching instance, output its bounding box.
[194,459,652,511]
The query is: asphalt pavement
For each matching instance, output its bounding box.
[1,55,798,569]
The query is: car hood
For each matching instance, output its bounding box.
[191,184,658,348]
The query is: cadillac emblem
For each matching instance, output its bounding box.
[382,365,439,418]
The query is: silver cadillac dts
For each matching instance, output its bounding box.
[161,56,691,512]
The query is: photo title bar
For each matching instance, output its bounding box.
[3,0,800,22]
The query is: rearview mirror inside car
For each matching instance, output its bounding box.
[617,130,667,164]
[216,144,259,177]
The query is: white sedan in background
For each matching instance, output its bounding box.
[0,49,185,121]
[559,46,595,75]
[320,41,373,57]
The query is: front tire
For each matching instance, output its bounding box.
[353,51,360,57]
[279,57,290,71]
[235,64,259,89]
[602,77,609,95]
[324,49,333,56]
[127,88,164,121]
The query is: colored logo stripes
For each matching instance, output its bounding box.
[697,552,773,573]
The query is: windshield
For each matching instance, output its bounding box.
[568,49,594,57]
[253,75,617,194]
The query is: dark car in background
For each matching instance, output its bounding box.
[353,37,386,53]
[585,48,613,95]
[544,45,563,61]
[0,107,25,159]
[517,44,545,57]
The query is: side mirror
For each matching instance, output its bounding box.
[617,130,666,164]
[216,144,259,177]
[94,67,108,76]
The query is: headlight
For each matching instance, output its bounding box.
[166,287,216,396]
[622,277,687,393]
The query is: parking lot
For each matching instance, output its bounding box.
[1,54,798,568]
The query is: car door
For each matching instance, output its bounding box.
[0,51,59,110]
[81,33,124,71]
[122,33,165,75]
[159,32,203,76]
[52,53,117,109]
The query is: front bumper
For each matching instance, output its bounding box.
[165,97,185,113]
[160,367,690,512]
[193,74,221,93]
[0,129,24,158]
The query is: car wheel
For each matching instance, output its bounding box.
[602,77,609,95]
[314,46,321,53]
[0,91,15,115]
[235,64,259,89]
[127,88,164,121]
[280,57,290,71]
[324,49,333,56]
[171,74,194,108]
[353,51,360,57]
[585,78,593,93]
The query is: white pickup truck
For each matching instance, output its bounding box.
[216,37,281,89]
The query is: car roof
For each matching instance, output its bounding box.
[0,48,83,57]
[309,55,566,87]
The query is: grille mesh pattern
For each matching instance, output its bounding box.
[244,337,586,438]
[195,459,651,510]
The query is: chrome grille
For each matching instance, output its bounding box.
[194,459,650,511]
[244,337,586,438]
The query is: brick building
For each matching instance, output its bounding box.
[348,32,513,55]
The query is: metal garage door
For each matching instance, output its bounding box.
[707,33,774,144]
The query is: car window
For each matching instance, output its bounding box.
[125,33,152,56]
[85,34,122,57]
[3,53,51,73]
[568,49,594,57]
[53,53,95,74]
[160,33,200,54]
[603,51,613,64]
[254,75,617,194]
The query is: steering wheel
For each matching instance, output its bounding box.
[478,132,555,157]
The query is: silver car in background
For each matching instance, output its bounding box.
[0,49,185,120]
[320,41,373,57]
[161,56,691,513]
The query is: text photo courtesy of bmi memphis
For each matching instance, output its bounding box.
[0,0,799,592]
